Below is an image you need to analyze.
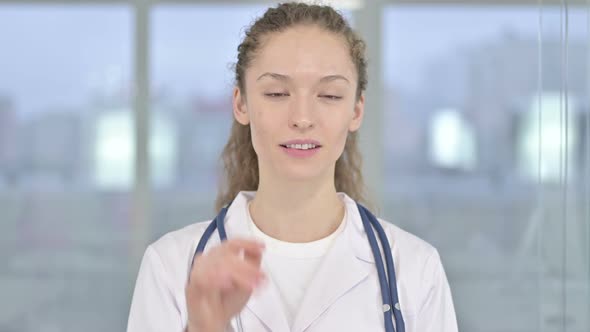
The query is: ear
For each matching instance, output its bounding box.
[348,93,365,132]
[233,86,250,125]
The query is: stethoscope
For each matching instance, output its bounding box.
[192,202,405,332]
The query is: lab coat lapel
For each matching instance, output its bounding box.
[291,198,374,332]
[244,274,291,331]
[223,192,291,331]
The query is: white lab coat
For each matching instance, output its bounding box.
[127,191,458,332]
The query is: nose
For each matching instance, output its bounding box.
[288,95,314,131]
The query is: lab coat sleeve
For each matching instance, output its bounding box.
[127,245,184,332]
[415,249,459,332]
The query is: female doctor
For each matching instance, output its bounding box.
[127,2,458,332]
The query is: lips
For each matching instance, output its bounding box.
[279,139,322,149]
[279,139,322,158]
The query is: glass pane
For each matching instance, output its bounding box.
[383,5,589,331]
[0,5,133,331]
[150,4,272,237]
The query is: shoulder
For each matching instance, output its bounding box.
[142,220,213,292]
[129,220,214,327]
[376,218,447,312]
[150,220,211,257]
[377,218,439,262]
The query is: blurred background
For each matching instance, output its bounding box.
[0,0,588,331]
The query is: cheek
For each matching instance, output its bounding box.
[335,127,350,154]
[325,119,353,158]
[249,108,276,155]
[336,108,357,154]
[324,107,354,137]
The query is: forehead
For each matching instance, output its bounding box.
[248,25,356,80]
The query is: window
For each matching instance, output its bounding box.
[149,4,269,236]
[0,6,133,331]
[382,5,589,331]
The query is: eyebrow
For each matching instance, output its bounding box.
[256,72,350,84]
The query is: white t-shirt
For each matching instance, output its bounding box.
[246,202,347,328]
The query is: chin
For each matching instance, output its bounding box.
[278,163,329,183]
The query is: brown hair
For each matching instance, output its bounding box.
[215,2,369,211]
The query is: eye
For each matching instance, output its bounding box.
[265,92,289,98]
[319,95,343,100]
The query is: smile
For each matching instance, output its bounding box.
[280,143,319,150]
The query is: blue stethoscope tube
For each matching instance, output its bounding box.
[192,202,405,332]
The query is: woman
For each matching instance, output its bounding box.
[127,3,458,332]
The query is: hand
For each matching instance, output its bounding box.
[186,238,266,332]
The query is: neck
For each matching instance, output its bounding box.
[250,175,345,243]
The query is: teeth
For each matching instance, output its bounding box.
[285,143,317,150]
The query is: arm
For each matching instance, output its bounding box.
[414,250,459,332]
[127,245,184,332]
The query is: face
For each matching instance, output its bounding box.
[233,24,364,184]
